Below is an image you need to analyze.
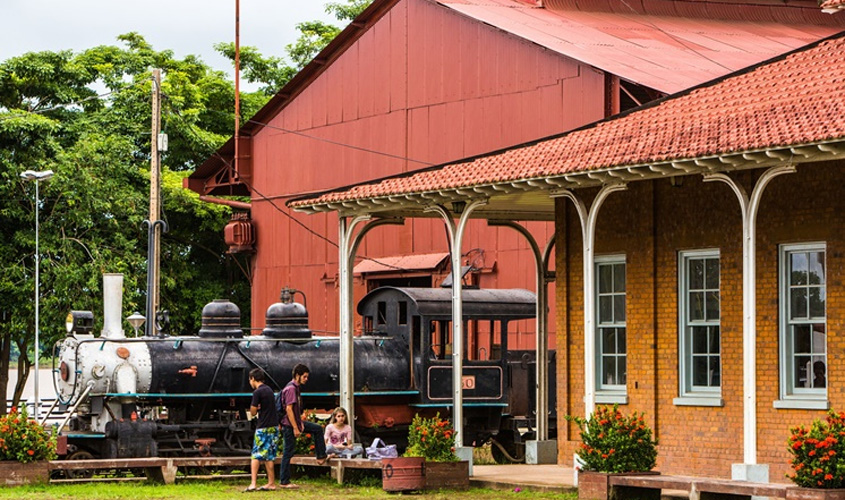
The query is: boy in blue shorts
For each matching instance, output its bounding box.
[245,368,279,492]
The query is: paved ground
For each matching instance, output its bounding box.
[470,464,577,493]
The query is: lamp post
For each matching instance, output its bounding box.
[20,169,54,419]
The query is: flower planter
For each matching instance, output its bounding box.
[787,488,845,500]
[425,460,469,490]
[0,460,49,486]
[382,456,426,492]
[578,471,660,500]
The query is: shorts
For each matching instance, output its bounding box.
[251,426,280,461]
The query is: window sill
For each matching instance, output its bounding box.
[773,399,829,410]
[596,393,628,405]
[673,396,724,407]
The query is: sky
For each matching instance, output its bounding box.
[1,0,338,90]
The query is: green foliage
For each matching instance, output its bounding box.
[405,413,458,462]
[281,411,329,455]
[566,405,657,473]
[787,411,845,488]
[0,406,57,462]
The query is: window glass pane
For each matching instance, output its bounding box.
[602,356,615,385]
[618,356,627,385]
[614,264,626,292]
[811,324,826,353]
[793,324,811,354]
[709,357,721,386]
[809,252,825,285]
[706,258,719,289]
[709,326,720,353]
[602,328,617,355]
[617,328,626,353]
[692,357,708,386]
[689,259,705,289]
[689,292,704,321]
[706,291,720,321]
[599,265,613,293]
[692,327,707,354]
[812,358,826,388]
[791,253,808,285]
[809,288,825,319]
[599,296,613,324]
[794,356,811,388]
[614,295,626,323]
[791,288,807,319]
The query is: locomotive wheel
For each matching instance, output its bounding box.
[66,450,96,478]
[490,431,522,464]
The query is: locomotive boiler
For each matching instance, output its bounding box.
[53,273,554,462]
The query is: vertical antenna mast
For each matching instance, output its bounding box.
[234,0,240,179]
[150,68,162,316]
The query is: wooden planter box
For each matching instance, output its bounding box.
[578,471,660,500]
[0,460,49,486]
[425,461,469,490]
[787,488,845,500]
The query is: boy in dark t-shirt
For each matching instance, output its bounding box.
[245,368,280,492]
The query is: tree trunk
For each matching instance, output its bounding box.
[13,338,30,410]
[0,329,9,415]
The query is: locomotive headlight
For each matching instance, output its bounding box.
[66,311,94,335]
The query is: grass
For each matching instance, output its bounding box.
[0,477,578,499]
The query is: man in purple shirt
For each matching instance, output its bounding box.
[277,363,332,488]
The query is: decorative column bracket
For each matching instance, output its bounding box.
[703,165,795,466]
[426,199,487,463]
[338,215,404,440]
[554,183,627,417]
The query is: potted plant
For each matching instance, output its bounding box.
[0,406,57,486]
[405,413,468,491]
[785,411,845,500]
[567,405,658,500]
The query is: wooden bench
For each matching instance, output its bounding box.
[49,456,383,485]
[605,474,794,500]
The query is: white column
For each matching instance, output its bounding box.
[337,215,403,440]
[558,184,627,417]
[427,200,487,459]
[703,165,795,467]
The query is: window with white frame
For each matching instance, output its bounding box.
[596,256,626,399]
[676,250,721,405]
[778,243,827,406]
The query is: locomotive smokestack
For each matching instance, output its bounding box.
[102,273,125,339]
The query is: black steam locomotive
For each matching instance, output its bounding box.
[53,276,555,463]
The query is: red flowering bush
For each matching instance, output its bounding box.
[787,411,845,488]
[0,406,57,463]
[405,413,458,462]
[282,411,327,455]
[567,405,657,473]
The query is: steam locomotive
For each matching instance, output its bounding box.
[52,274,555,463]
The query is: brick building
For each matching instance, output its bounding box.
[290,33,845,479]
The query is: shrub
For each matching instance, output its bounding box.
[281,411,327,455]
[405,413,458,462]
[566,405,657,473]
[787,411,845,488]
[0,406,57,463]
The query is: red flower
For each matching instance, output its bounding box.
[27,450,34,456]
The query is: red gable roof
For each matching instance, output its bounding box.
[290,33,845,210]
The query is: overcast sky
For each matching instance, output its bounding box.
[1,0,337,90]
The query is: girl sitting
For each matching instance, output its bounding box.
[324,407,364,458]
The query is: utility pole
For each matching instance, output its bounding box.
[150,68,162,320]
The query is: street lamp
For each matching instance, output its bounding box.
[20,169,54,419]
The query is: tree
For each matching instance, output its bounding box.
[0,37,253,414]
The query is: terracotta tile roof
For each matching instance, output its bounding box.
[290,33,845,210]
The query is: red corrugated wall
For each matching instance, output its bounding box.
[249,0,606,348]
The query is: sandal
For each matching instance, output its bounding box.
[243,486,258,493]
[279,483,300,489]
[258,485,277,491]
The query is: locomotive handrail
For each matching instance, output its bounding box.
[100,390,421,398]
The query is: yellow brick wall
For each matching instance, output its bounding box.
[554,162,844,480]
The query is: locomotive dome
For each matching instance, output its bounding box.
[198,299,243,338]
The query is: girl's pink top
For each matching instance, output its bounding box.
[324,423,352,445]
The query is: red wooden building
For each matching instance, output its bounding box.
[186,0,843,351]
